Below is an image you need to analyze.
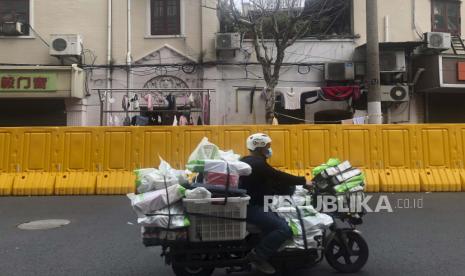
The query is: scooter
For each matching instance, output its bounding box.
[153,181,369,275]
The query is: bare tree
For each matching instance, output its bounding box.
[224,0,322,123]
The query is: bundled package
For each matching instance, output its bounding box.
[138,202,189,229]
[277,205,333,250]
[135,158,190,194]
[203,160,251,188]
[312,158,365,194]
[128,184,186,217]
[186,138,221,172]
[141,227,188,246]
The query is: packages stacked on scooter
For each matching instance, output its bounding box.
[129,158,195,245]
[134,158,190,194]
[203,160,251,188]
[276,190,333,250]
[186,137,251,190]
[137,202,189,228]
[312,158,365,194]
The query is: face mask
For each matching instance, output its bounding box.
[265,148,273,158]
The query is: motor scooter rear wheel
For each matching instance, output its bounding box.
[324,231,368,273]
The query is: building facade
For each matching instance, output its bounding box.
[0,0,218,126]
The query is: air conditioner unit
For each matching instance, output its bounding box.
[325,62,355,81]
[380,51,406,72]
[216,33,241,50]
[381,85,409,102]
[49,34,83,56]
[425,32,451,50]
[0,22,24,36]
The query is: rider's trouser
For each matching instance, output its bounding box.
[246,205,293,260]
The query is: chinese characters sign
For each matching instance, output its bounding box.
[0,73,57,92]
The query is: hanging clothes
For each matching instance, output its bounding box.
[113,115,120,126]
[250,87,257,114]
[321,86,361,101]
[131,94,140,110]
[276,87,321,110]
[166,94,177,110]
[300,91,320,108]
[203,93,210,125]
[179,115,188,126]
[272,117,279,125]
[144,94,154,111]
[353,116,366,125]
[122,95,129,111]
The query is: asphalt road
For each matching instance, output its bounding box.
[1,193,465,276]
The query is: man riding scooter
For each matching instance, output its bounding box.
[240,133,312,274]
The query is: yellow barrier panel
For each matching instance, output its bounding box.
[96,171,136,195]
[338,125,378,169]
[12,172,55,196]
[419,169,462,192]
[364,169,380,193]
[0,173,14,195]
[0,125,465,195]
[378,125,417,169]
[299,125,338,169]
[379,169,420,192]
[55,172,96,195]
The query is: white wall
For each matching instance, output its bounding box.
[205,40,357,124]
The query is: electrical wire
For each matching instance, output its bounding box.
[26,24,50,48]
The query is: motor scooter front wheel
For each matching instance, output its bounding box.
[324,231,368,273]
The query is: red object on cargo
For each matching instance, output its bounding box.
[204,172,239,188]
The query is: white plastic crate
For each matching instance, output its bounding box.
[183,196,250,242]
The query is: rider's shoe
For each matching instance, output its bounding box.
[246,250,276,274]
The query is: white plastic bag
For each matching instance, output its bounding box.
[128,184,186,217]
[203,160,252,176]
[219,150,241,162]
[186,138,221,172]
[135,158,181,193]
[137,203,189,229]
[185,187,212,199]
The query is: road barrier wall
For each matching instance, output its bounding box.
[1,124,464,195]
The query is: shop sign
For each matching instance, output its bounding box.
[0,72,57,92]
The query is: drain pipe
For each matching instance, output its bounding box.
[126,0,132,122]
[106,0,112,125]
[384,16,389,42]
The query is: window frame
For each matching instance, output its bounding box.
[431,0,461,35]
[0,0,34,39]
[146,0,185,39]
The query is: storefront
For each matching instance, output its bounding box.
[0,65,85,126]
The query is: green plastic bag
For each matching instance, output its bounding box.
[312,158,341,176]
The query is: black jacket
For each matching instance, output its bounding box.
[239,155,306,206]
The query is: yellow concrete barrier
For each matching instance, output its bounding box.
[0,125,464,195]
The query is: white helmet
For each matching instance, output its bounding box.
[247,133,272,151]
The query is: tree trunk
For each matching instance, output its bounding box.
[264,86,276,124]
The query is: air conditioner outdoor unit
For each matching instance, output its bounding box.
[49,34,83,56]
[380,51,406,72]
[325,62,355,81]
[0,22,24,36]
[425,32,451,50]
[381,85,409,102]
[216,33,241,50]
